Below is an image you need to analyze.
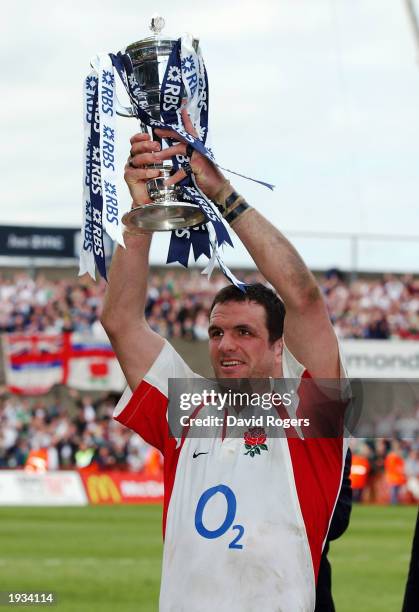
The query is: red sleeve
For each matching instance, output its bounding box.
[114,379,168,452]
[113,341,196,451]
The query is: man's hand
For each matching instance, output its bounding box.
[126,109,232,204]
[124,133,161,206]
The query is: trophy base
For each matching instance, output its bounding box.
[122,202,206,232]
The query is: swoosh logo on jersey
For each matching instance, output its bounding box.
[193,450,209,459]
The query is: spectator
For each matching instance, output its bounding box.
[385,440,407,504]
[405,449,419,502]
[350,443,371,502]
[75,440,95,469]
[367,438,389,503]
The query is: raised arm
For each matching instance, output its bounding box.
[100,134,164,390]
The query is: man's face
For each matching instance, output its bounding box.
[208,300,282,378]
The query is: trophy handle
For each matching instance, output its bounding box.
[115,102,135,118]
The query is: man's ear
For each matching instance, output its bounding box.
[273,337,284,364]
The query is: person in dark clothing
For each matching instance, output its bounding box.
[315,448,353,612]
[402,509,419,612]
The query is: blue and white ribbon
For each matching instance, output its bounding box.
[197,50,209,146]
[88,83,108,280]
[159,39,215,267]
[180,35,201,127]
[201,238,248,292]
[167,224,210,267]
[96,54,124,246]
[79,72,97,280]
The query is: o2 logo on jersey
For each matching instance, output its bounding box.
[194,485,244,550]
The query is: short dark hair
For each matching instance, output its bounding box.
[209,283,285,343]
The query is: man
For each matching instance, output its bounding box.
[101,111,347,611]
[402,508,419,611]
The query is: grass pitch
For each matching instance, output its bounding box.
[0,504,416,611]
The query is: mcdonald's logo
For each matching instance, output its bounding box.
[86,474,122,504]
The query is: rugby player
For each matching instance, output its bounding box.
[101,111,348,611]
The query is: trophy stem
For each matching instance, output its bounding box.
[146,168,176,202]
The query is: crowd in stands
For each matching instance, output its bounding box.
[0,392,158,475]
[350,437,419,504]
[0,269,418,340]
[323,270,419,340]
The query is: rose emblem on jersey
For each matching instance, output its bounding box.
[244,427,268,457]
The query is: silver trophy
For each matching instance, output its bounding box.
[119,16,206,233]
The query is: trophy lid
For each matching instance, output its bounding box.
[124,15,199,60]
[124,14,177,61]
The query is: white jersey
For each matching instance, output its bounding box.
[114,341,347,612]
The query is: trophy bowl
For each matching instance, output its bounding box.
[120,17,206,233]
